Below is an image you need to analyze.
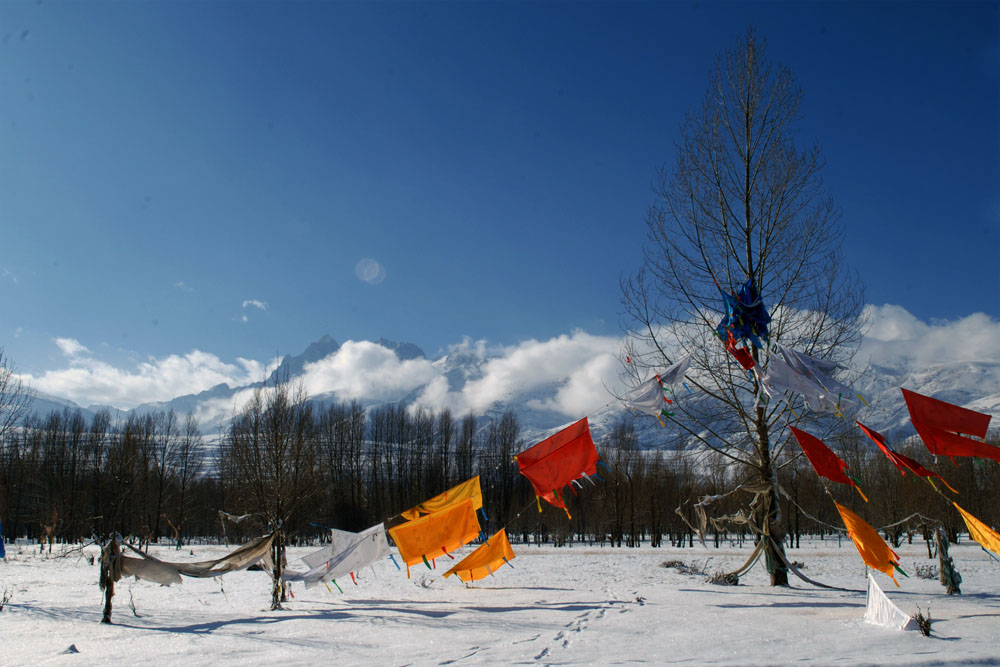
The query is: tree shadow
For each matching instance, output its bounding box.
[461,602,617,614]
[714,600,862,610]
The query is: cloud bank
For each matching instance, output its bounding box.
[18,306,1000,419]
[859,304,1000,368]
[412,332,622,417]
[24,339,273,409]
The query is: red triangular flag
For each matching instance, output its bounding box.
[790,427,861,490]
[857,421,957,493]
[902,389,999,462]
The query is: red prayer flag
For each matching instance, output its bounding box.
[902,388,991,437]
[790,427,860,490]
[724,331,756,370]
[902,389,999,462]
[912,422,1000,463]
[856,421,957,493]
[516,417,599,513]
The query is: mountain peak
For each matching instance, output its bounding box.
[375,338,426,360]
[268,335,341,383]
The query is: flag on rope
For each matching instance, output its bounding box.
[515,417,600,518]
[864,573,918,631]
[399,476,484,521]
[723,331,756,370]
[856,421,957,493]
[715,278,771,349]
[789,427,867,501]
[285,523,390,588]
[953,502,1000,558]
[835,502,905,586]
[625,354,691,424]
[761,345,861,415]
[902,388,1000,463]
[443,528,517,583]
[387,498,481,577]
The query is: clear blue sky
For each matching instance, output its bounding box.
[2,1,997,381]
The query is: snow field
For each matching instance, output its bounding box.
[0,537,997,666]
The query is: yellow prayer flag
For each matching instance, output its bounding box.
[954,502,1000,557]
[399,476,483,521]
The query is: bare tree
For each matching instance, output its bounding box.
[223,377,318,609]
[0,349,32,444]
[169,412,204,547]
[622,28,864,585]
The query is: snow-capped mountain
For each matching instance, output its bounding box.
[24,334,1000,447]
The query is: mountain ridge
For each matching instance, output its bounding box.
[23,335,1000,447]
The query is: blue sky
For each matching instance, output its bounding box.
[1,1,998,407]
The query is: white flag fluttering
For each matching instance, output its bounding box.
[626,354,691,420]
[760,345,859,415]
[863,573,918,631]
[283,523,389,588]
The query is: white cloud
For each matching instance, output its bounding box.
[859,305,1000,368]
[55,337,89,357]
[23,344,273,410]
[20,305,1000,421]
[242,299,268,311]
[412,331,623,417]
[300,340,439,401]
[175,281,194,293]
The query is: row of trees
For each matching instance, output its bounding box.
[2,381,995,555]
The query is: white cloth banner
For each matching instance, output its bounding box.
[864,573,917,631]
[302,528,361,570]
[284,523,389,587]
[626,354,691,418]
[760,345,859,415]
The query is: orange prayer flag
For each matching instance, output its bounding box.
[387,498,481,573]
[835,502,902,587]
[400,476,483,521]
[443,529,516,583]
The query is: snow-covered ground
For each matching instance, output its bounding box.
[1,537,997,665]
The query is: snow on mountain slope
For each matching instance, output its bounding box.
[24,333,1000,448]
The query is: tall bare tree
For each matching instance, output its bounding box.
[170,412,204,547]
[622,28,864,585]
[223,378,318,609]
[0,348,32,444]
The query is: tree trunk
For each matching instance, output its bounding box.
[99,539,120,624]
[756,406,788,587]
[935,527,961,595]
[271,531,284,610]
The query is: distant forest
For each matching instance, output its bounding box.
[1,384,997,552]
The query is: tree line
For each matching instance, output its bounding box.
[1,377,996,554]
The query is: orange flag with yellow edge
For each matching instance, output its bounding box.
[443,528,516,583]
[954,502,1000,558]
[399,476,483,521]
[835,502,905,586]
[388,498,481,577]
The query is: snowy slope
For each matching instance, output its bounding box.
[26,334,1000,449]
